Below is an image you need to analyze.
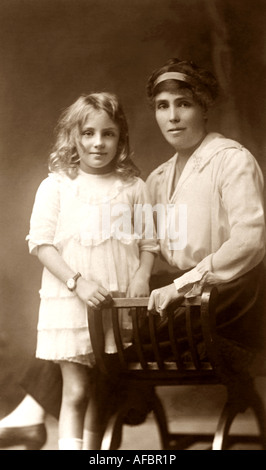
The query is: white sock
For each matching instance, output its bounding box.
[0,395,45,427]
[58,438,83,450]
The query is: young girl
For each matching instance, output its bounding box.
[27,92,158,450]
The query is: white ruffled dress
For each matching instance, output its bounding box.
[27,170,158,365]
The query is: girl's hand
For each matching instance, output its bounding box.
[148,283,184,317]
[76,277,112,309]
[36,245,112,309]
[126,271,150,297]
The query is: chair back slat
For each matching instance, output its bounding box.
[200,287,219,371]
[186,305,201,370]
[167,311,184,370]
[148,312,165,370]
[131,307,149,370]
[111,307,128,369]
[88,308,109,375]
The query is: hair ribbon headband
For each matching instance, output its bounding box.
[154,72,191,87]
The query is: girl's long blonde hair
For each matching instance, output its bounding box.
[49,92,140,179]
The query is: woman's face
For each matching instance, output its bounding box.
[155,90,207,156]
[78,109,120,173]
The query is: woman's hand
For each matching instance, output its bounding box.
[76,277,112,309]
[148,283,184,317]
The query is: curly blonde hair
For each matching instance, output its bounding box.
[49,92,140,179]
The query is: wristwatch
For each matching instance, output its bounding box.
[66,272,82,292]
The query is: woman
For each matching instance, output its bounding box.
[0,58,265,449]
[146,58,265,350]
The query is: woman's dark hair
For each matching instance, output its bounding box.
[146,58,219,110]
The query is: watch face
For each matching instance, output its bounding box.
[67,278,75,290]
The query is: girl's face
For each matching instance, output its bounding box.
[155,90,207,157]
[78,109,120,174]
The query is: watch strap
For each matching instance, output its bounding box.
[73,272,82,282]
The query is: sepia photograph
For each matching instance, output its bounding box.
[0,0,266,452]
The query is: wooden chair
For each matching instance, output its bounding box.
[87,287,266,450]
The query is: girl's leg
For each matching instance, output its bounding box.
[83,382,105,450]
[59,361,91,450]
[83,369,117,450]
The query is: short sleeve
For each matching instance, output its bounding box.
[26,174,60,255]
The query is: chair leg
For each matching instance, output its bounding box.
[101,383,157,450]
[212,402,237,450]
[151,392,170,449]
[213,380,266,450]
[101,410,124,450]
[249,389,266,450]
[102,388,168,450]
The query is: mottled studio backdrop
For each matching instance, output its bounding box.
[0,0,265,414]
